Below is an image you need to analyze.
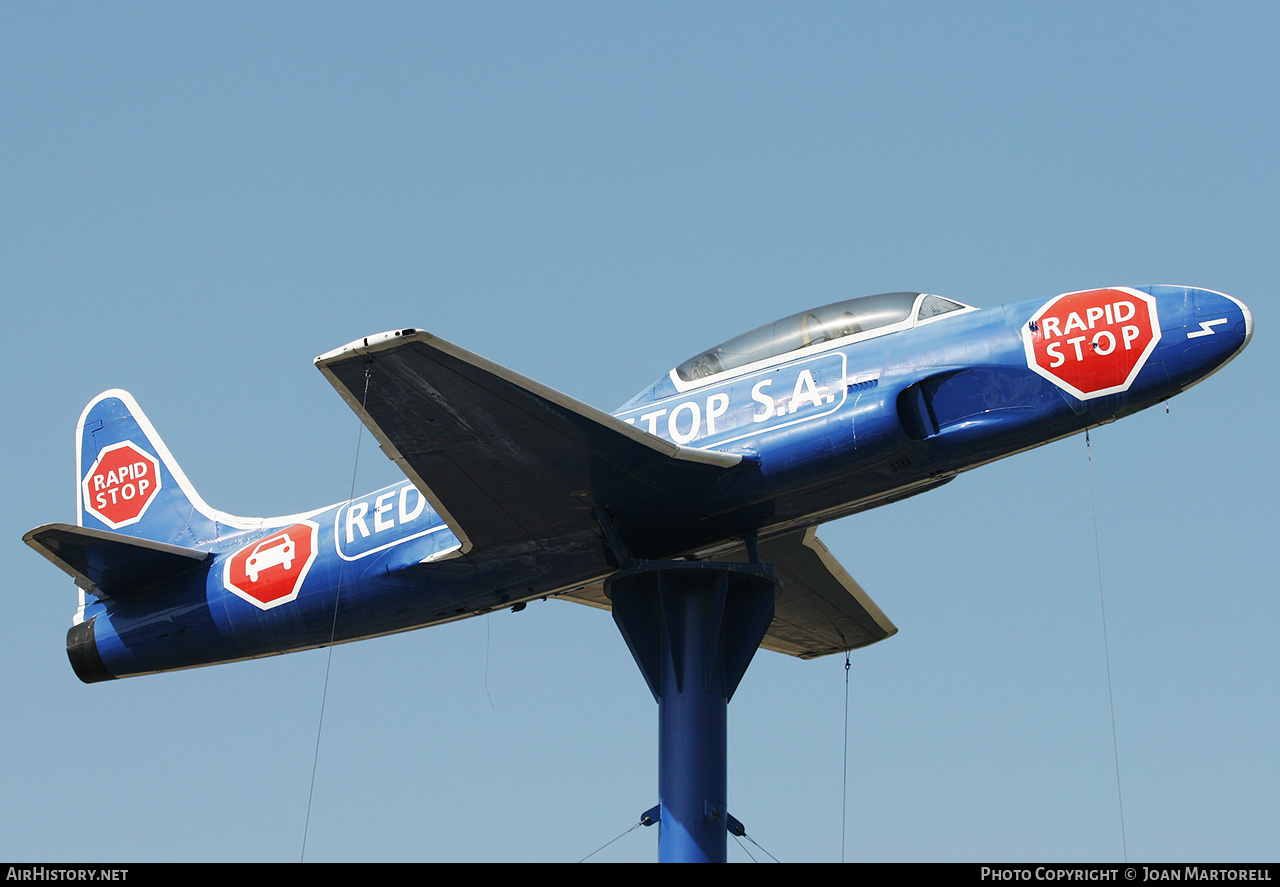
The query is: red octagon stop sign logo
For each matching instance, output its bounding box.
[82,441,162,529]
[223,521,319,610]
[1022,287,1161,400]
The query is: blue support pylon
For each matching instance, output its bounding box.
[608,560,778,863]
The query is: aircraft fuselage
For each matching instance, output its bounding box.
[34,285,1251,681]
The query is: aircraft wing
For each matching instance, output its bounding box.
[315,330,742,559]
[24,523,211,599]
[558,527,897,659]
[750,528,897,657]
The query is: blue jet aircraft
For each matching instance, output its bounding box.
[26,286,1252,683]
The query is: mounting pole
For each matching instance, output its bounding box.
[608,560,778,862]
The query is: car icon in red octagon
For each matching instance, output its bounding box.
[246,532,296,582]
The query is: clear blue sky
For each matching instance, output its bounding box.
[3,2,1276,862]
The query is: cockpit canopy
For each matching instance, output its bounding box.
[618,291,973,411]
[676,292,968,382]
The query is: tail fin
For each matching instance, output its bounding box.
[76,389,267,547]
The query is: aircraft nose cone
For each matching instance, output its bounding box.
[1158,286,1253,392]
[1192,288,1253,352]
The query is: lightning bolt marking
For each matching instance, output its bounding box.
[1187,318,1229,339]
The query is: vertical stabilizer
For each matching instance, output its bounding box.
[76,390,271,547]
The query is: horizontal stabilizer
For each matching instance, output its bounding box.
[558,528,896,658]
[24,523,211,600]
[315,330,741,559]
